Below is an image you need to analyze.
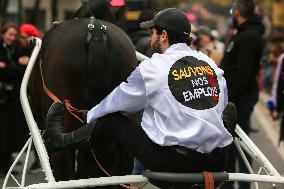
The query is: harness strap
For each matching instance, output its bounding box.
[40,61,85,123]
[202,171,215,189]
[86,16,95,43]
[86,16,107,43]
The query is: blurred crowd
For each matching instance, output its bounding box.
[1,0,284,189]
[0,23,41,177]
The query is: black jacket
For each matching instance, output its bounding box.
[0,39,26,82]
[221,17,265,103]
[0,39,29,153]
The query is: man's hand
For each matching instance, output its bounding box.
[0,61,6,69]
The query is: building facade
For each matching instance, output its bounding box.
[5,0,82,32]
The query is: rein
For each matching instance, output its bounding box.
[39,61,86,123]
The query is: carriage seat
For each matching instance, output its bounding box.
[142,170,229,189]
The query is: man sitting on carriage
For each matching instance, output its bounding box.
[43,8,235,186]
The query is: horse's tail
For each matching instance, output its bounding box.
[86,18,112,106]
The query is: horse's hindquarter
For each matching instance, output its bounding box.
[42,19,137,110]
[29,14,137,184]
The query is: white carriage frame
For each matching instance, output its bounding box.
[2,38,284,189]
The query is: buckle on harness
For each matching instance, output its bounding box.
[101,25,107,33]
[88,24,95,29]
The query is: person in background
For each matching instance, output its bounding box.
[223,17,237,50]
[266,33,284,93]
[0,23,24,177]
[17,23,42,174]
[196,26,223,66]
[18,24,40,64]
[189,23,197,50]
[255,5,272,41]
[255,5,273,94]
[220,0,265,188]
[271,34,284,144]
[211,29,225,53]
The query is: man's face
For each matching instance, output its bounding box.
[149,28,162,54]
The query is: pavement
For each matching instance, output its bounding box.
[250,92,284,189]
[254,91,284,162]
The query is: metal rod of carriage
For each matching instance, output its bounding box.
[26,175,148,189]
[236,137,276,188]
[22,173,284,189]
[136,51,150,61]
[20,37,56,183]
[235,125,280,177]
[21,138,33,187]
[2,138,32,189]
[234,138,259,189]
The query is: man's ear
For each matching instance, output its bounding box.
[160,30,168,42]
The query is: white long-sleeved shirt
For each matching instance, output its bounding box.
[87,43,232,153]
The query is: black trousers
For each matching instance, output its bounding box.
[92,113,228,174]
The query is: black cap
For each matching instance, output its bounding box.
[140,8,191,36]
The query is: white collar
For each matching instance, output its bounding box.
[163,43,191,55]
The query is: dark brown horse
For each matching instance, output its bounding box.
[29,17,137,186]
